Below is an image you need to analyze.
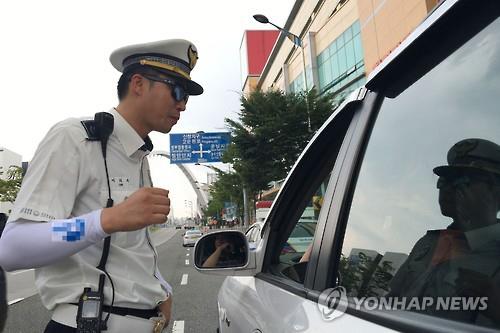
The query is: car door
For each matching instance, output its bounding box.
[313,1,500,332]
[217,88,383,333]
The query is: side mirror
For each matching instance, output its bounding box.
[194,231,248,269]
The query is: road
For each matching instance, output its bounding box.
[3,228,226,333]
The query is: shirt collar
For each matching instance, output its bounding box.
[109,108,154,156]
[465,222,500,251]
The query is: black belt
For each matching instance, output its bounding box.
[71,303,159,319]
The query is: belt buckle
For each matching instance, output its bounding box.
[152,317,166,333]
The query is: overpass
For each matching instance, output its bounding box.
[150,151,209,218]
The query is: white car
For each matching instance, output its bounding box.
[182,229,202,247]
[196,1,500,332]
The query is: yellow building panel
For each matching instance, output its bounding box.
[315,0,359,55]
[359,0,431,73]
[257,0,437,92]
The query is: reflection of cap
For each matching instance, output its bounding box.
[433,138,500,177]
[110,39,203,95]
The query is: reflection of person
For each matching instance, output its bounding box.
[202,234,242,268]
[390,138,500,324]
[0,39,203,332]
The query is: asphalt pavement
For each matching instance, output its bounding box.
[2,228,226,333]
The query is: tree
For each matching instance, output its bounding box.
[339,252,395,297]
[223,89,336,199]
[0,166,23,203]
[203,169,244,220]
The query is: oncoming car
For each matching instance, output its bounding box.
[195,1,500,332]
[182,229,202,247]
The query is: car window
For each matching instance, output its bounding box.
[271,176,330,284]
[337,17,500,329]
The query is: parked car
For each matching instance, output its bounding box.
[195,1,500,332]
[183,229,203,247]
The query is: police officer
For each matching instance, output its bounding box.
[389,138,500,324]
[0,39,203,332]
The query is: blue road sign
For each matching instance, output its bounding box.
[169,132,231,164]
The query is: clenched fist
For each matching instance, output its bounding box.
[100,187,170,233]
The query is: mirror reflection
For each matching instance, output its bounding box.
[195,231,248,269]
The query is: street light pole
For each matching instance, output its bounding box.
[253,14,311,132]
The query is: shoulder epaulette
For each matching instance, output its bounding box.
[81,120,100,141]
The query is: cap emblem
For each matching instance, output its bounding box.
[188,45,198,70]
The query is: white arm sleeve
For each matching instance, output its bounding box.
[0,210,108,271]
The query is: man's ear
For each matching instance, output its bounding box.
[129,74,148,97]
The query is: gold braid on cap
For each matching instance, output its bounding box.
[139,59,191,79]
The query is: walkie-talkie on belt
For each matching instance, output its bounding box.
[77,112,114,333]
[76,276,105,333]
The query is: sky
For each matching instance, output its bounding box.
[0,0,296,218]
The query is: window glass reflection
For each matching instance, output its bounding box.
[339,17,500,328]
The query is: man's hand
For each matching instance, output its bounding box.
[100,187,170,233]
[216,242,231,252]
[158,295,172,324]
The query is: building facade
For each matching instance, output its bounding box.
[242,0,440,105]
[240,30,280,95]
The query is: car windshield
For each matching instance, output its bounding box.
[186,230,201,235]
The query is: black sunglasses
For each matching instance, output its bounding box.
[436,173,493,189]
[142,75,189,103]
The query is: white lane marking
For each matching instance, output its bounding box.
[180,274,188,285]
[186,253,189,256]
[187,248,190,251]
[172,320,185,333]
[8,298,24,305]
[185,259,189,265]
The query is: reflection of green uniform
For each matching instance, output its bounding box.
[389,223,500,325]
[389,230,441,297]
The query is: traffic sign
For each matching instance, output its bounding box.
[169,132,231,164]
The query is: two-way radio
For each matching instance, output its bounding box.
[77,112,115,333]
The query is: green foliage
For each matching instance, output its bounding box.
[205,88,338,219]
[203,168,243,219]
[339,252,395,297]
[223,89,335,197]
[0,166,23,203]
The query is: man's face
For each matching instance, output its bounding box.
[138,74,188,134]
[437,172,499,230]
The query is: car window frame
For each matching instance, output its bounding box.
[254,90,367,298]
[313,2,500,332]
[245,224,261,243]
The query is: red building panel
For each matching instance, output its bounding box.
[245,30,279,75]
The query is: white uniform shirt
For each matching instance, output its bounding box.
[9,108,170,310]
